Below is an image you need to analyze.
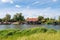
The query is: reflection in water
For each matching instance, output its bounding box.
[0,24,60,30]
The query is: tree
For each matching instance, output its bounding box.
[38,16,44,21]
[44,18,49,21]
[0,18,2,22]
[37,16,44,24]
[59,16,60,21]
[58,16,60,24]
[45,18,56,25]
[2,14,11,22]
[13,13,25,23]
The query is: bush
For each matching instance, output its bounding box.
[0,27,58,38]
[39,28,47,33]
[47,29,57,33]
[19,27,48,36]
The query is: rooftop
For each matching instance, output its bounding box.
[26,18,38,22]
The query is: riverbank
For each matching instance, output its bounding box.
[0,21,60,25]
[0,27,60,40]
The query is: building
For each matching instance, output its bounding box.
[26,18,39,24]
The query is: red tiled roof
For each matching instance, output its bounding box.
[26,18,38,22]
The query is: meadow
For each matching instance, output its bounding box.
[0,27,60,40]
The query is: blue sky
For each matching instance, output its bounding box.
[0,0,60,19]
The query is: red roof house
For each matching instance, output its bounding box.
[26,18,38,22]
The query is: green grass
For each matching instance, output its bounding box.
[0,27,60,40]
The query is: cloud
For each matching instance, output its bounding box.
[21,7,60,18]
[15,5,21,8]
[31,0,51,6]
[10,1,13,4]
[52,0,58,2]
[1,0,13,4]
[0,0,60,19]
[0,7,60,19]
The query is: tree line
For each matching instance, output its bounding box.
[0,13,25,23]
[0,13,60,25]
[38,16,60,25]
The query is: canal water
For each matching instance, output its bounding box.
[0,24,60,30]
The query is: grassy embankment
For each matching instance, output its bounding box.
[0,27,60,40]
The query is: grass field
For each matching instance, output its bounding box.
[0,27,60,40]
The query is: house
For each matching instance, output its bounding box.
[26,18,39,24]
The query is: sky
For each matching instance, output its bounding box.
[0,0,60,19]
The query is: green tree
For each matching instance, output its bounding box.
[59,16,60,21]
[38,16,44,21]
[0,18,2,22]
[58,16,60,24]
[45,18,56,24]
[2,14,11,22]
[38,16,44,24]
[13,13,25,23]
[45,18,49,21]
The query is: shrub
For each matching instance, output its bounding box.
[19,27,48,36]
[39,28,47,33]
[47,29,57,33]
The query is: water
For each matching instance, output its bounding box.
[0,24,60,30]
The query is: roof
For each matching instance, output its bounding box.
[26,18,38,22]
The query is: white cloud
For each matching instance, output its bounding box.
[10,1,13,4]
[1,0,13,4]
[15,5,21,8]
[21,7,60,18]
[52,0,58,2]
[0,7,60,19]
[32,0,51,6]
